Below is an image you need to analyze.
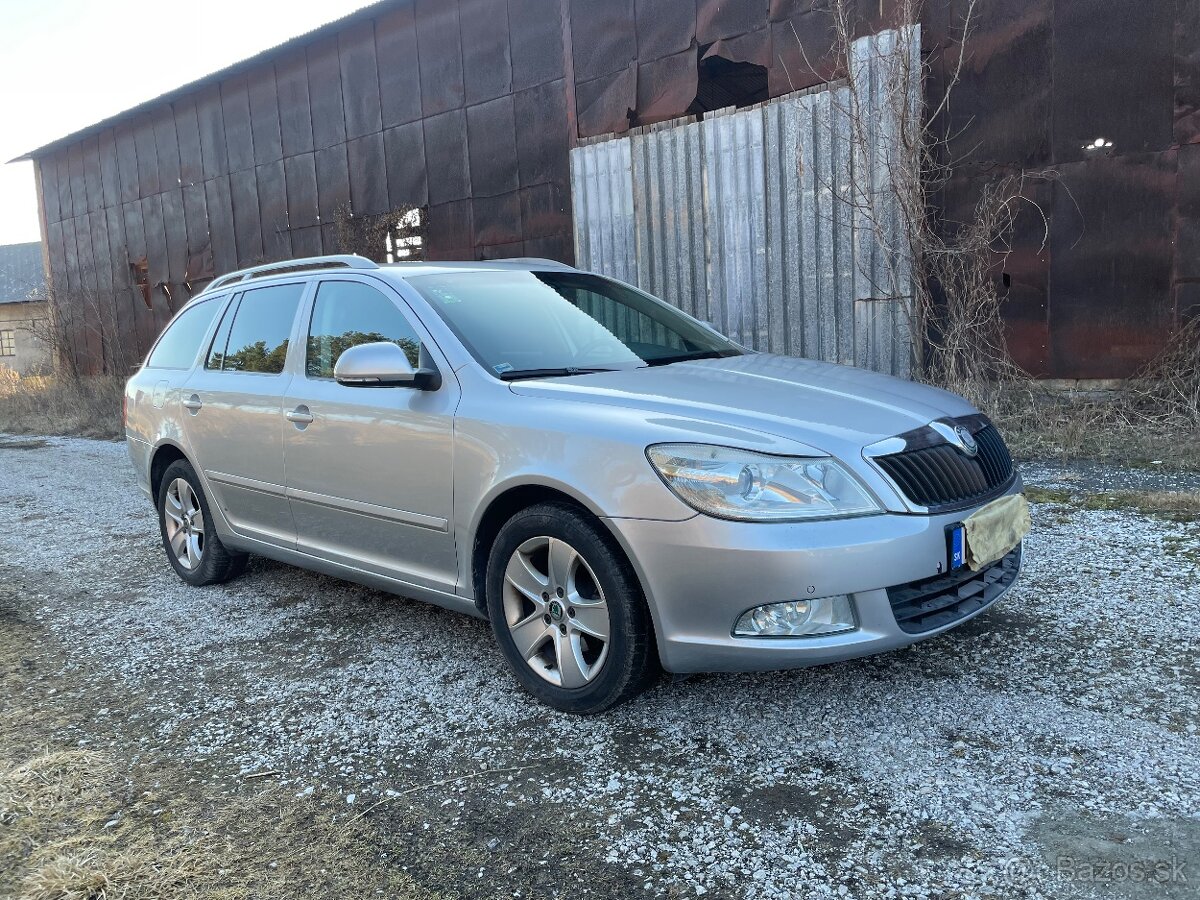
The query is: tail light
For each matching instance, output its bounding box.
[122,392,128,428]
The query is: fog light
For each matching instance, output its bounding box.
[733,595,856,637]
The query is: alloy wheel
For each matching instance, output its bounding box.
[164,477,204,570]
[502,535,611,688]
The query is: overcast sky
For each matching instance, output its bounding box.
[0,0,377,246]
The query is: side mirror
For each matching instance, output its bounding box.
[334,341,440,390]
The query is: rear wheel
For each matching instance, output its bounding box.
[486,502,658,713]
[157,459,247,586]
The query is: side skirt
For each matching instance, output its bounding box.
[221,531,484,621]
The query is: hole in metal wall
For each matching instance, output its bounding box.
[129,257,152,309]
[688,53,769,115]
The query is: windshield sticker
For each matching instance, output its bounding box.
[493,362,514,375]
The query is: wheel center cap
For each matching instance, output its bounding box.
[548,599,564,622]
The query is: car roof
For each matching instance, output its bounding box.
[188,255,579,305]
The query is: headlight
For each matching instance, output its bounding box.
[646,444,881,521]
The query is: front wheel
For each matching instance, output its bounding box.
[157,459,247,586]
[486,502,659,713]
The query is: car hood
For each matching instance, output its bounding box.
[507,353,976,457]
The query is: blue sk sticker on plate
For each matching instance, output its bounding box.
[950,525,966,570]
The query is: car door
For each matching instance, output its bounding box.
[282,276,459,592]
[180,280,309,547]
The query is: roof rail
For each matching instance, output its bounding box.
[500,257,573,268]
[201,254,379,294]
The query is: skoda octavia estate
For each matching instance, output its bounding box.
[125,254,1029,713]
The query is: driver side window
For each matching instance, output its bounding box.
[306,280,421,379]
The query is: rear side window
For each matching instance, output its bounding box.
[305,280,421,379]
[145,299,221,369]
[205,282,305,374]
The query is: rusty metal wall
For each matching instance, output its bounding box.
[571,28,918,377]
[31,0,577,374]
[26,0,1200,377]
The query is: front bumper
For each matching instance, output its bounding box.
[605,480,1024,673]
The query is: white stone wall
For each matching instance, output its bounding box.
[0,300,51,376]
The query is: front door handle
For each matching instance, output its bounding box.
[182,394,203,412]
[286,405,315,426]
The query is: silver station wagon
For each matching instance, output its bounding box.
[125,254,1030,713]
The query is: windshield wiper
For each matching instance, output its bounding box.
[498,367,618,381]
[644,350,726,367]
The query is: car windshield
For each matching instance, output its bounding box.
[408,270,744,379]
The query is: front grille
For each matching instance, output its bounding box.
[874,419,1014,511]
[887,545,1021,634]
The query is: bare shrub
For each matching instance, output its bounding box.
[1125,316,1200,429]
[27,282,141,379]
[0,372,125,440]
[775,3,1200,467]
[0,366,19,397]
[809,0,1057,416]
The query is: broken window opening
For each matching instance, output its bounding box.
[130,258,151,309]
[386,207,427,263]
[332,204,427,263]
[687,54,769,116]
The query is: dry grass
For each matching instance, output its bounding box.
[994,382,1200,471]
[0,747,440,900]
[0,373,124,441]
[1078,490,1200,523]
[0,614,437,900]
[1126,316,1200,430]
[1024,484,1200,524]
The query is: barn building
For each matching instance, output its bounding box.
[13,0,1200,380]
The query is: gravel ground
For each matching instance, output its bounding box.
[1,435,1197,899]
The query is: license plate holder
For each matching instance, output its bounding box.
[947,494,1032,572]
[946,523,967,571]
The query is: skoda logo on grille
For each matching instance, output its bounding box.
[929,420,980,457]
[954,425,979,457]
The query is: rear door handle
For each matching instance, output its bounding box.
[286,405,314,426]
[182,394,203,412]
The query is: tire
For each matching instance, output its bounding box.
[157,459,248,587]
[485,501,659,714]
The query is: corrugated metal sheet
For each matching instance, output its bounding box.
[704,105,769,349]
[851,26,917,305]
[630,118,706,320]
[570,138,636,285]
[762,85,855,365]
[571,27,919,377]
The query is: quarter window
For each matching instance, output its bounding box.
[145,299,220,369]
[305,280,421,379]
[206,283,305,374]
